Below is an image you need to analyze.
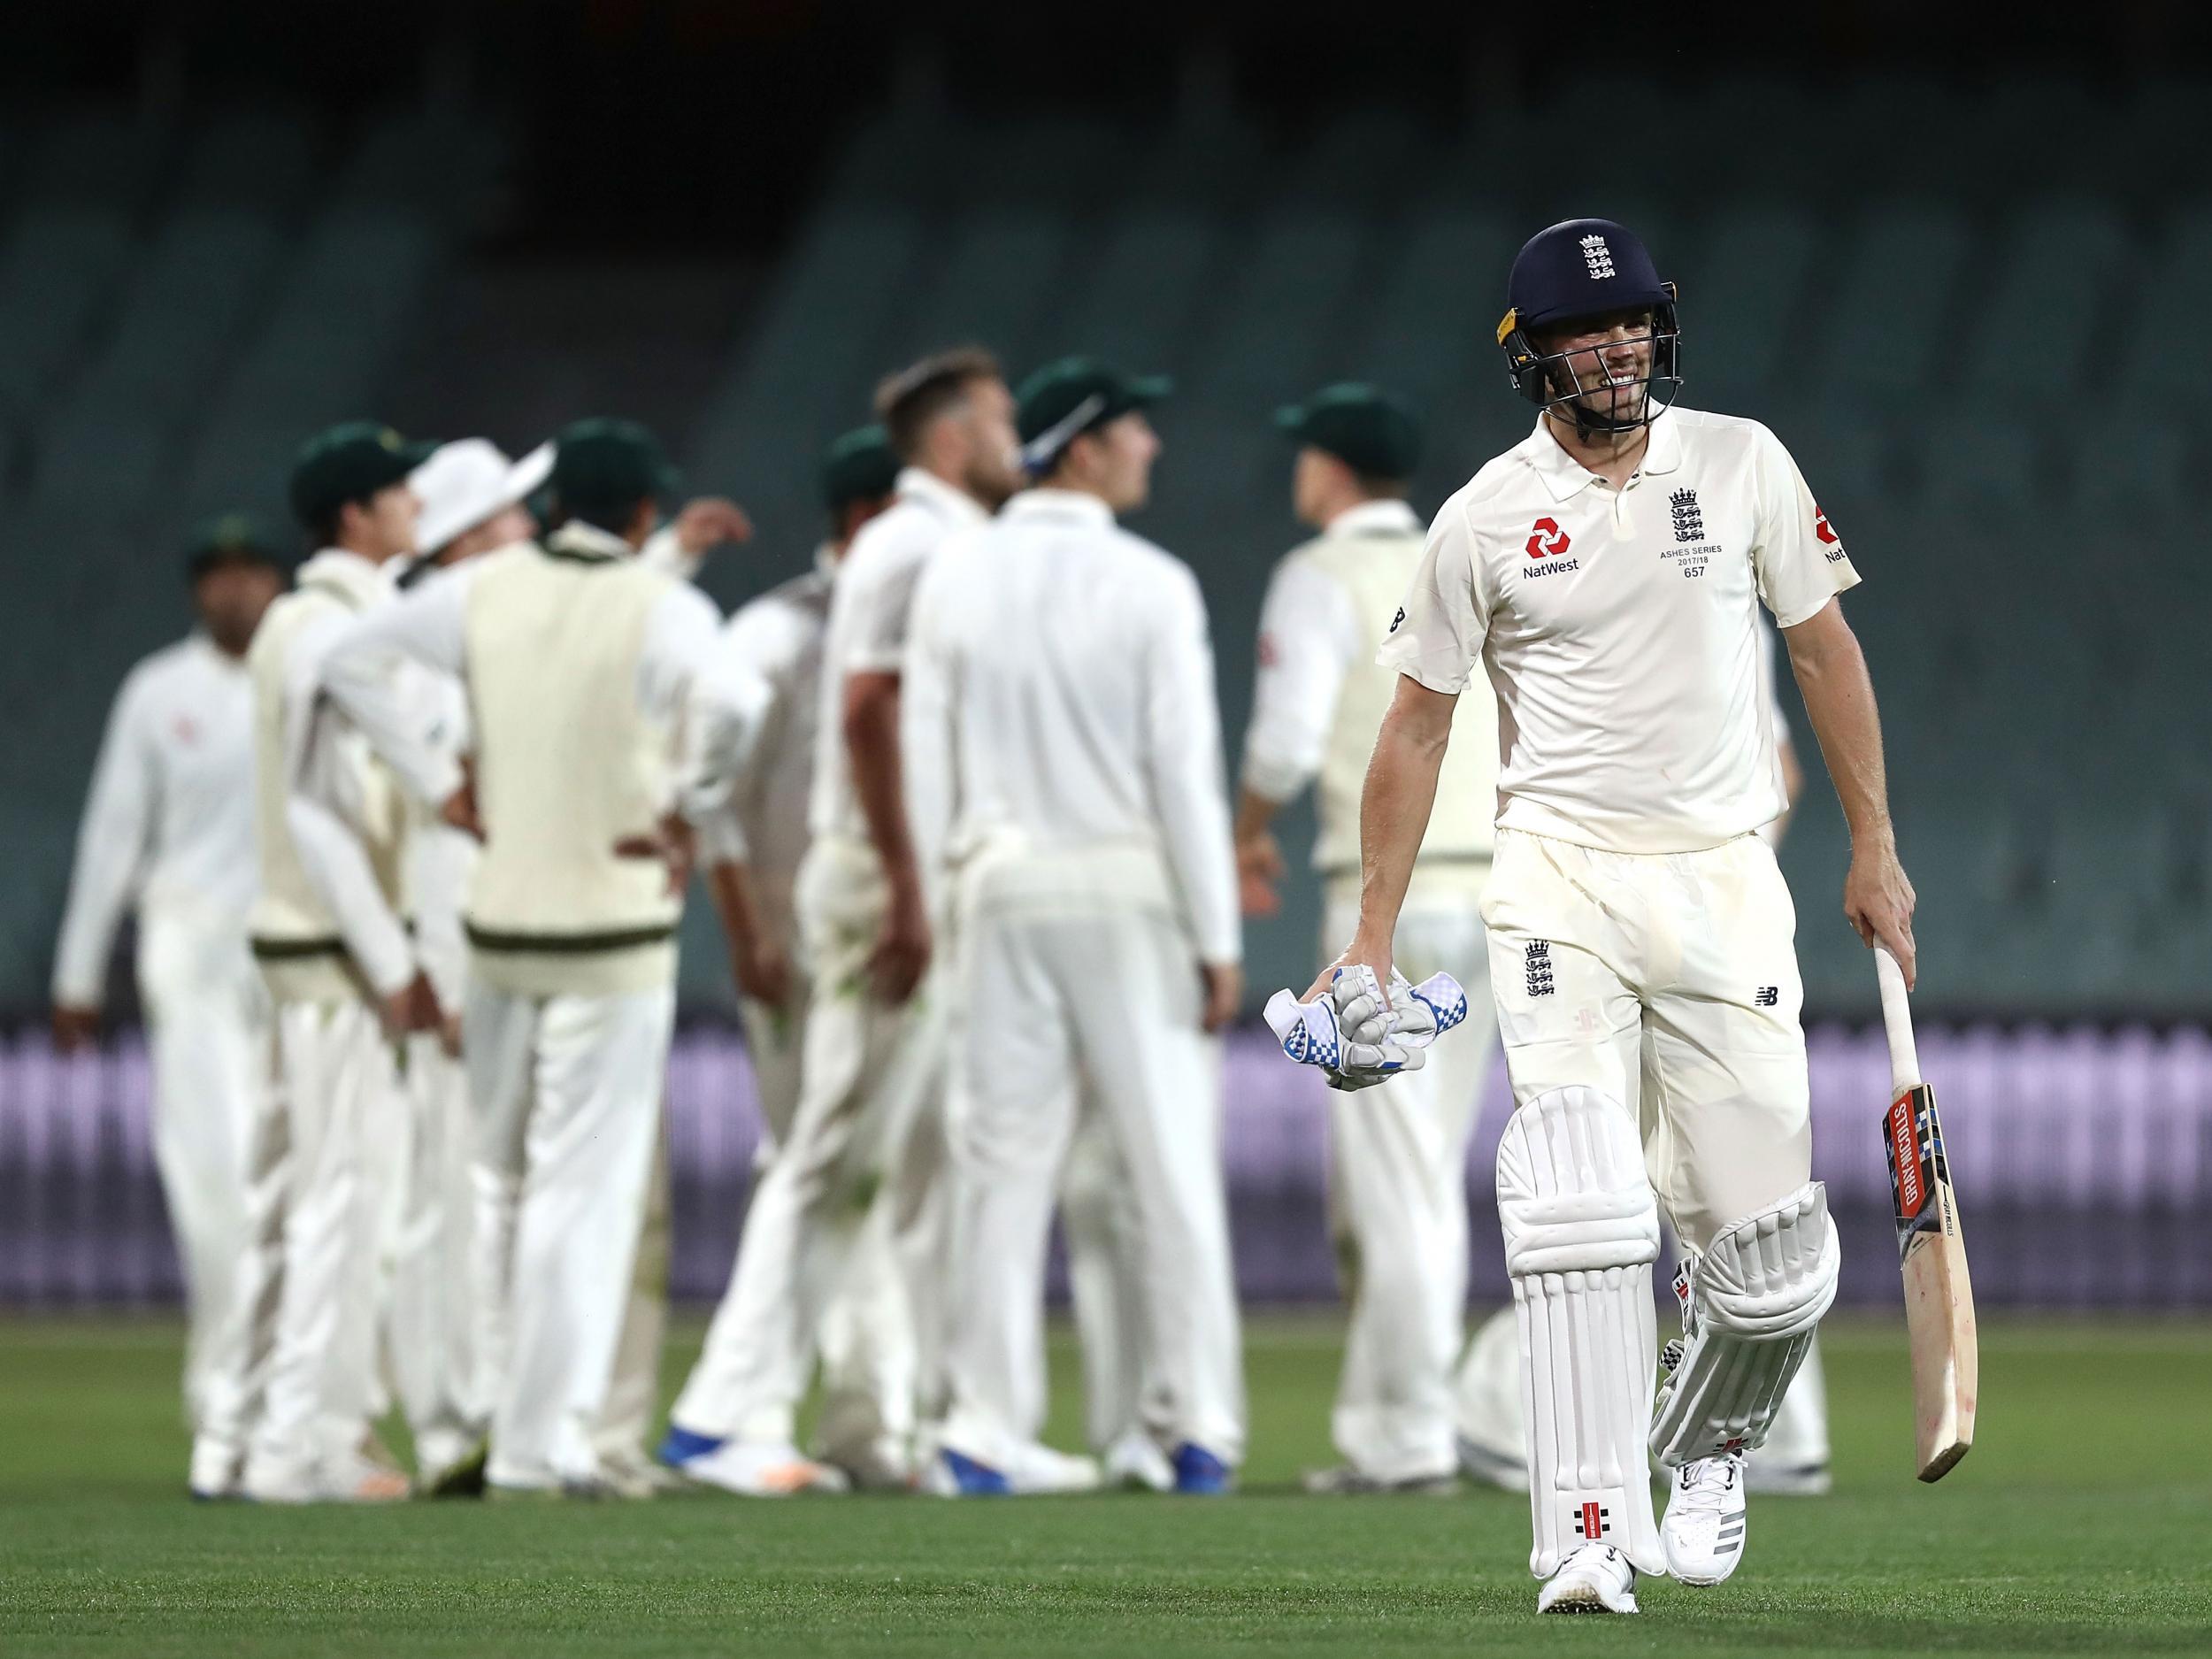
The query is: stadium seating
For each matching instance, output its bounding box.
[0,78,2204,1019]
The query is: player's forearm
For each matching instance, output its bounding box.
[844,677,920,890]
[53,709,156,1003]
[1233,786,1283,846]
[1157,786,1241,968]
[53,800,149,1004]
[1788,618,1893,849]
[707,860,768,959]
[1350,697,1450,955]
[52,858,135,1007]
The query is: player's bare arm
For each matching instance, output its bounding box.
[1305,674,1456,998]
[1233,787,1288,917]
[844,667,929,1002]
[707,858,791,1010]
[1782,596,1917,984]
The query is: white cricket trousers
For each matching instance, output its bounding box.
[239,997,401,1492]
[1483,828,1812,1251]
[672,836,941,1455]
[137,914,267,1483]
[1319,872,1495,1482]
[940,898,1245,1469]
[464,981,673,1489]
[384,1035,480,1478]
[676,985,910,1464]
[1478,828,1818,1539]
[1058,1104,1156,1455]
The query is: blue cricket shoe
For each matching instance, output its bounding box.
[1171,1442,1233,1494]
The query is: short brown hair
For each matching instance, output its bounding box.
[874,346,1002,461]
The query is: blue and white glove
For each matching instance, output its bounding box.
[1264,964,1470,1093]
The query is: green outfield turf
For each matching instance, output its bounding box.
[2,1313,2208,1657]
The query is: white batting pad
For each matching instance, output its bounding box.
[1648,1182,1839,1468]
[1497,1086,1664,1578]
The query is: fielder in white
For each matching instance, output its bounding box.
[50,515,284,1501]
[1450,617,1833,1498]
[905,357,1246,1496]
[240,423,445,1503]
[679,426,1171,1497]
[670,425,915,1489]
[1235,384,1502,1494]
[661,352,1024,1495]
[316,418,768,1496]
[378,437,552,1495]
[1335,219,1914,1613]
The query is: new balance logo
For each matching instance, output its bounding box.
[1670,487,1704,543]
[1580,234,1616,280]
[1525,940,1555,998]
[1754,986,1779,1008]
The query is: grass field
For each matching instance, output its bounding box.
[3,1313,2208,1657]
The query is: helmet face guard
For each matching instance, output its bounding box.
[1498,284,1683,436]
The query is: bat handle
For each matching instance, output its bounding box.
[1875,945,1921,1094]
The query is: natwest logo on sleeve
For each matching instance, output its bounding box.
[1814,506,1839,546]
[1525,518,1572,559]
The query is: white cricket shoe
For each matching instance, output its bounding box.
[1536,1543,1640,1615]
[924,1440,1103,1496]
[821,1435,917,1493]
[1102,1430,1175,1493]
[1663,1451,1748,1586]
[1008,1441,1103,1494]
[244,1452,411,1504]
[595,1449,680,1500]
[188,1436,245,1502]
[683,1440,852,1497]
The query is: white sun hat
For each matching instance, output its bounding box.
[411,438,555,556]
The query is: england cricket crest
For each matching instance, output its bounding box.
[1669,487,1704,543]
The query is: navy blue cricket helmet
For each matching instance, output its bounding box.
[1496,218,1681,434]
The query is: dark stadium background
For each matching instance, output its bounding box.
[3,3,2208,1307]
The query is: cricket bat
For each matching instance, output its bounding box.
[1875,945,1978,1482]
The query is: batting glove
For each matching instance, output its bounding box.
[1264,964,1470,1093]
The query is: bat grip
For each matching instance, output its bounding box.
[1875,946,1921,1094]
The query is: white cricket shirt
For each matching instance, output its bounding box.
[706,553,833,931]
[808,467,989,843]
[1378,406,1858,855]
[903,489,1240,966]
[52,634,259,1004]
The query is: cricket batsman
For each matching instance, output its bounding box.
[1335,219,1914,1611]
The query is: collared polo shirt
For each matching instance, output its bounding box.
[1379,406,1858,855]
